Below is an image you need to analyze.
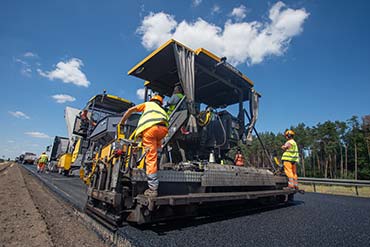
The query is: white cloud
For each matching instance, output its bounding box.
[52,94,76,103]
[15,58,27,65]
[8,140,15,143]
[21,67,32,77]
[137,1,309,65]
[38,58,90,87]
[231,5,247,20]
[9,111,30,119]
[137,12,177,50]
[211,5,221,14]
[192,0,202,7]
[25,132,50,139]
[24,52,37,58]
[15,58,32,77]
[136,88,145,100]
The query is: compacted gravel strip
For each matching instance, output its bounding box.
[0,163,110,247]
[20,166,109,247]
[0,163,53,247]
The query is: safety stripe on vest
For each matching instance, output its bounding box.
[282,139,299,162]
[141,109,168,120]
[136,117,168,131]
[282,157,299,162]
[282,154,299,158]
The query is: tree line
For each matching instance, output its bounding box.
[239,115,370,180]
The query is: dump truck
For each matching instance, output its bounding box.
[22,152,37,164]
[48,136,69,172]
[85,39,295,226]
[57,107,81,175]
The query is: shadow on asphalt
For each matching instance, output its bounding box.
[134,199,305,235]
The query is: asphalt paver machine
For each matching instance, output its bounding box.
[72,93,134,181]
[85,40,295,226]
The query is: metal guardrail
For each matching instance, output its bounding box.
[299,177,370,187]
[299,177,370,197]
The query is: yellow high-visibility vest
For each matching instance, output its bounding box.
[135,102,169,138]
[168,93,184,115]
[282,139,299,163]
[38,154,48,163]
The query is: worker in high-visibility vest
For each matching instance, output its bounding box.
[80,109,96,137]
[234,147,245,166]
[37,151,49,173]
[120,95,169,197]
[166,85,184,115]
[281,130,299,189]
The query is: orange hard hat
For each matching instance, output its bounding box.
[284,129,295,136]
[150,95,163,105]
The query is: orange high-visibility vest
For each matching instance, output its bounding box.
[235,154,244,166]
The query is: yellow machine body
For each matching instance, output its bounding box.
[82,124,145,185]
[71,138,81,163]
[58,153,72,171]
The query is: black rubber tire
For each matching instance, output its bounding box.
[63,169,69,176]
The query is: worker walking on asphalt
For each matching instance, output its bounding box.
[234,147,245,166]
[166,85,184,115]
[119,95,168,197]
[37,151,49,173]
[281,130,299,189]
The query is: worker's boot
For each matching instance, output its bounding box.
[144,189,158,197]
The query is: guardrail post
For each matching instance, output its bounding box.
[298,177,370,198]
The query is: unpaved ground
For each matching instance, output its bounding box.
[0,163,108,247]
[0,162,52,247]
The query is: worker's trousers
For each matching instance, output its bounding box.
[142,125,168,191]
[37,162,45,173]
[283,161,298,189]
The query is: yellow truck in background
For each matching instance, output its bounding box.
[57,137,80,175]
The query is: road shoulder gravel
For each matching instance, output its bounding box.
[0,163,53,247]
[1,163,109,247]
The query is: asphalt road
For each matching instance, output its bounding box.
[22,164,370,247]
[22,164,87,210]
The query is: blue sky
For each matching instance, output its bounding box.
[1,0,370,158]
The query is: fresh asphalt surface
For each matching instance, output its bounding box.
[22,164,370,247]
[22,164,87,210]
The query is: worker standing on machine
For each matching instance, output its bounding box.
[37,151,49,173]
[166,84,184,115]
[80,109,96,136]
[234,147,245,166]
[119,95,169,197]
[281,130,299,189]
